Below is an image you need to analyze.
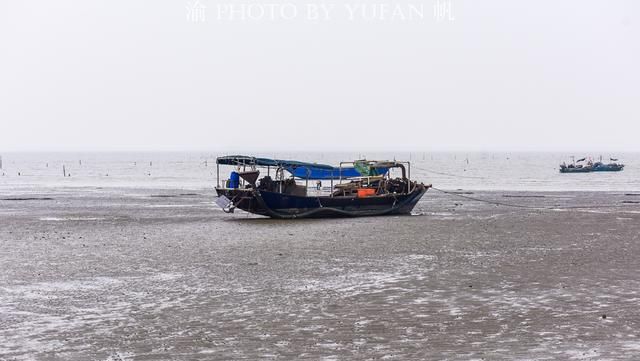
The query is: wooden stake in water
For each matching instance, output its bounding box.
[0,155,2,169]
[63,165,66,177]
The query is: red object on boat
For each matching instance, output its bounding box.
[357,188,376,197]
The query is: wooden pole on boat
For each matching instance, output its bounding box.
[216,162,220,187]
[305,168,309,192]
[407,161,411,192]
[330,178,333,197]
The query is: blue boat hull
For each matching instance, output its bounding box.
[592,164,624,172]
[216,185,428,219]
[560,163,624,173]
[559,167,592,173]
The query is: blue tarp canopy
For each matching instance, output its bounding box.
[216,155,387,180]
[286,166,362,180]
[216,155,334,170]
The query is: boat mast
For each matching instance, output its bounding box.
[407,161,411,193]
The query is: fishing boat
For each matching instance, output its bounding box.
[592,157,625,172]
[559,157,592,173]
[560,156,624,173]
[214,155,430,219]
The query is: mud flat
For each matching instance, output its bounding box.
[1,188,640,360]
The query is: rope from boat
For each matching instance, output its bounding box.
[431,187,640,211]
[431,187,543,209]
[222,193,243,213]
[411,165,485,179]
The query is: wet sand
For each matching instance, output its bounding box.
[2,188,640,360]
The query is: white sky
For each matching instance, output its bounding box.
[1,0,638,152]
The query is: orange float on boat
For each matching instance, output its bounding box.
[357,188,376,197]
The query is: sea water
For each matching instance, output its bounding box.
[0,152,639,192]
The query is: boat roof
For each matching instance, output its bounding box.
[216,155,335,170]
[217,155,402,180]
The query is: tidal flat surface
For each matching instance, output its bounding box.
[2,188,640,360]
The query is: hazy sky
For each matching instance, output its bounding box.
[1,0,638,152]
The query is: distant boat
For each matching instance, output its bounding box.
[559,156,624,173]
[560,156,591,173]
[592,157,625,172]
[559,164,592,173]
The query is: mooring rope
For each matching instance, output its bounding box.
[411,165,485,179]
[431,187,544,209]
[411,164,637,210]
[431,186,640,211]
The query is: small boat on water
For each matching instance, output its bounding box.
[592,157,624,172]
[559,156,624,173]
[214,155,430,219]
